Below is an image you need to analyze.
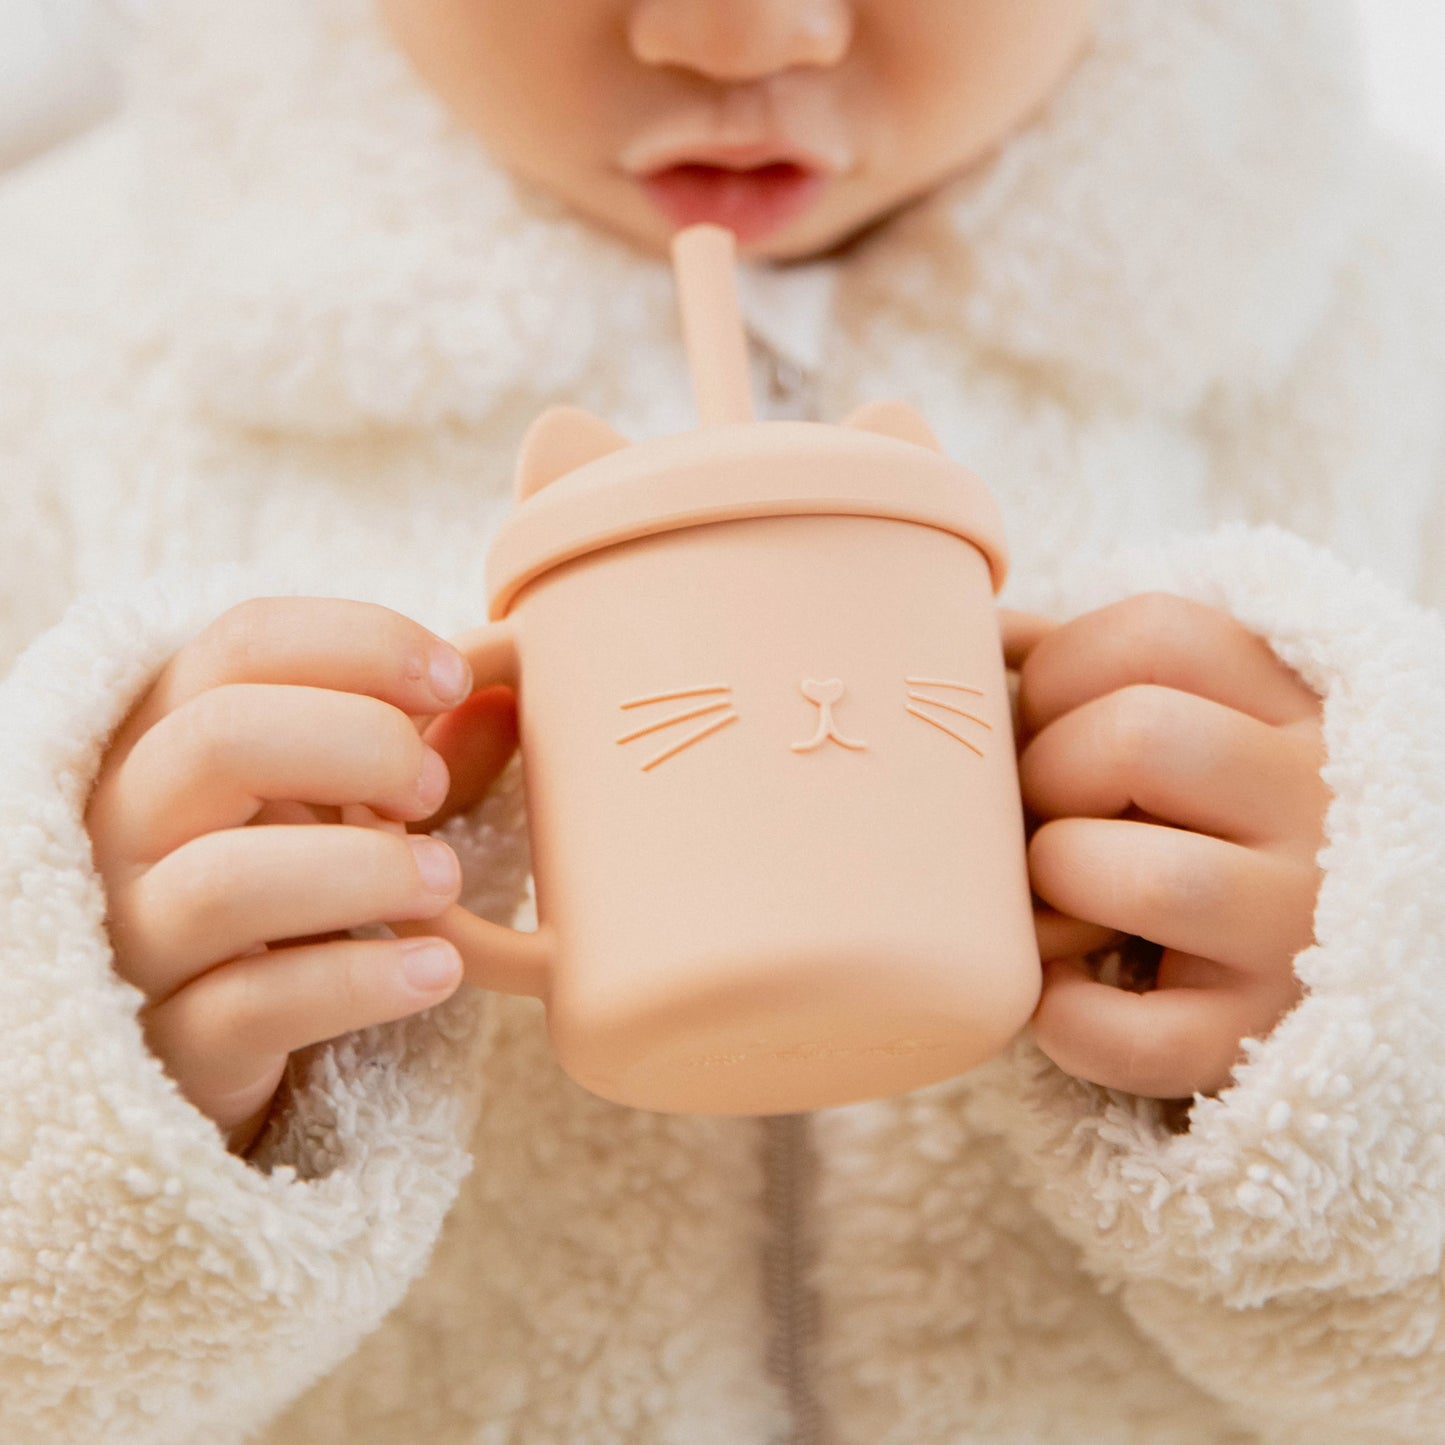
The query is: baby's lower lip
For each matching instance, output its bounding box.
[638,162,828,246]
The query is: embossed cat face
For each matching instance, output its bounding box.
[513,396,972,776]
[615,675,991,773]
[513,398,943,502]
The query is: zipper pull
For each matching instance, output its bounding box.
[757,344,821,423]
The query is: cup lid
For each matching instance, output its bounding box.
[485,419,1009,620]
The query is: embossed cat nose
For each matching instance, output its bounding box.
[793,677,867,754]
[802,678,845,706]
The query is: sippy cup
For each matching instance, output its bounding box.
[401,225,1040,1116]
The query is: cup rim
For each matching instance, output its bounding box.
[485,421,1009,620]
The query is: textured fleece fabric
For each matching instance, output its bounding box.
[3,1,1445,1441]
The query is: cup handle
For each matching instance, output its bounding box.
[368,620,555,1001]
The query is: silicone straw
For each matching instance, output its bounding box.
[670,225,756,426]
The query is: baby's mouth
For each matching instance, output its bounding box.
[638,162,828,246]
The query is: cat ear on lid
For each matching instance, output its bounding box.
[514,405,630,502]
[841,400,942,453]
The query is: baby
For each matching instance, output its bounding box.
[89,0,1319,1154]
[3,2,1445,1442]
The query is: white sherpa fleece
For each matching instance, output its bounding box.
[2,0,1445,1441]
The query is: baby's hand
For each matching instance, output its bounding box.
[1005,596,1328,1099]
[85,598,517,1157]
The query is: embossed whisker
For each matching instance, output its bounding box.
[904,677,985,696]
[615,700,732,746]
[905,705,985,757]
[641,712,739,771]
[906,692,993,730]
[621,684,731,709]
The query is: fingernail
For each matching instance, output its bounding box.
[401,939,460,992]
[429,646,471,705]
[416,748,449,810]
[409,836,459,894]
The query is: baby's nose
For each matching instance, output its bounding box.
[627,0,853,82]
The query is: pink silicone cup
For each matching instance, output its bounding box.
[391,225,1040,1115]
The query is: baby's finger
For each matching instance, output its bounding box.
[90,685,449,867]
[1030,955,1282,1098]
[112,825,462,1002]
[1018,593,1319,736]
[120,597,473,752]
[1020,685,1328,848]
[139,934,462,1140]
[1028,818,1319,973]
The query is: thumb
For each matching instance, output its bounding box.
[414,685,519,831]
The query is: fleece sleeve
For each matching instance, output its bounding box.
[978,523,1445,1445]
[0,566,532,1445]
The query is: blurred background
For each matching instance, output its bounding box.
[0,0,1443,175]
[0,0,114,171]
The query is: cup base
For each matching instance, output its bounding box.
[549,946,1035,1115]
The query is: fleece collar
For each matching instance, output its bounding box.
[118,0,1365,438]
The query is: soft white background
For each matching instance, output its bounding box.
[0,1,1443,172]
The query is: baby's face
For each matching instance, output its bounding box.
[376,0,1097,261]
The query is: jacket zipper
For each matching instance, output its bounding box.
[762,1113,824,1445]
[757,348,818,423]
[757,343,827,1445]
